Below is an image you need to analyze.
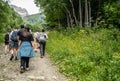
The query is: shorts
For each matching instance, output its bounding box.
[10,41,18,48]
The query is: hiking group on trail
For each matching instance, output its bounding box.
[4,25,48,73]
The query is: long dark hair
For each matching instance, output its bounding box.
[22,27,30,37]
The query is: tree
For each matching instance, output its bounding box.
[0,0,23,32]
[35,0,120,29]
[79,0,82,27]
[85,0,89,27]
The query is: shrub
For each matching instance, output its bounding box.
[0,33,4,44]
[46,28,120,81]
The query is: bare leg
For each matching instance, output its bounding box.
[5,45,7,54]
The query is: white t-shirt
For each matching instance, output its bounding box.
[39,32,48,41]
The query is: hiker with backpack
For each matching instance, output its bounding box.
[17,25,25,40]
[9,28,19,61]
[17,27,35,73]
[33,31,39,51]
[38,29,48,58]
[4,30,11,54]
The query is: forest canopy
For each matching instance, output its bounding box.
[35,0,120,29]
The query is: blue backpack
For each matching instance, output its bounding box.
[11,31,18,41]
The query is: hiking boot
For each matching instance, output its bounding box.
[10,55,14,61]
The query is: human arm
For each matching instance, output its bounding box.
[45,33,48,39]
[30,34,34,48]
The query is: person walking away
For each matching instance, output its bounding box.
[9,28,18,60]
[33,32,39,51]
[17,27,35,73]
[17,25,24,51]
[38,29,48,58]
[4,30,10,54]
[17,25,24,39]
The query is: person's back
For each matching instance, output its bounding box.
[11,30,18,42]
[39,32,47,42]
[4,31,10,54]
[9,29,19,61]
[4,33,9,43]
[38,29,48,58]
[18,25,25,39]
[18,27,35,73]
[33,32,39,50]
[39,29,48,42]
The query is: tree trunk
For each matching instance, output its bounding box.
[67,14,70,28]
[58,9,61,29]
[69,0,78,26]
[58,18,61,29]
[79,0,82,27]
[106,1,112,28]
[63,5,73,27]
[85,0,89,27]
[95,0,100,26]
[88,1,91,27]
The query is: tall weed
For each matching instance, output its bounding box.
[46,28,120,81]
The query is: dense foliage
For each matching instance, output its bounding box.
[35,0,120,29]
[23,13,47,32]
[23,13,46,25]
[46,28,120,81]
[0,33,4,44]
[0,0,23,33]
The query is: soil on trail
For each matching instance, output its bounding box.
[0,45,68,81]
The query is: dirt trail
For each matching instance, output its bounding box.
[0,45,68,81]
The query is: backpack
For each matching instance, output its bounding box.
[5,33,9,41]
[18,29,24,37]
[39,33,46,42]
[11,30,18,41]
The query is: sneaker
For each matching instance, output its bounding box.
[26,68,30,71]
[20,66,25,73]
[10,55,14,61]
[41,56,43,58]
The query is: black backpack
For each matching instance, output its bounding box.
[5,33,9,41]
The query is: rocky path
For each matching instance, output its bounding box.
[0,45,68,81]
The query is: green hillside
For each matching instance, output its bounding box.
[23,13,46,25]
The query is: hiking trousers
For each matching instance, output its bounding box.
[39,41,46,57]
[20,57,30,69]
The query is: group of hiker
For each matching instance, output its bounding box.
[4,25,48,73]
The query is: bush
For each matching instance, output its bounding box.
[46,28,120,81]
[0,33,4,44]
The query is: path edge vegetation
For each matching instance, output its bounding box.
[46,28,120,81]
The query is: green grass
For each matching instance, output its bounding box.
[0,33,4,44]
[46,28,120,81]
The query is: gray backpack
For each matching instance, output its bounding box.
[39,33,46,42]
